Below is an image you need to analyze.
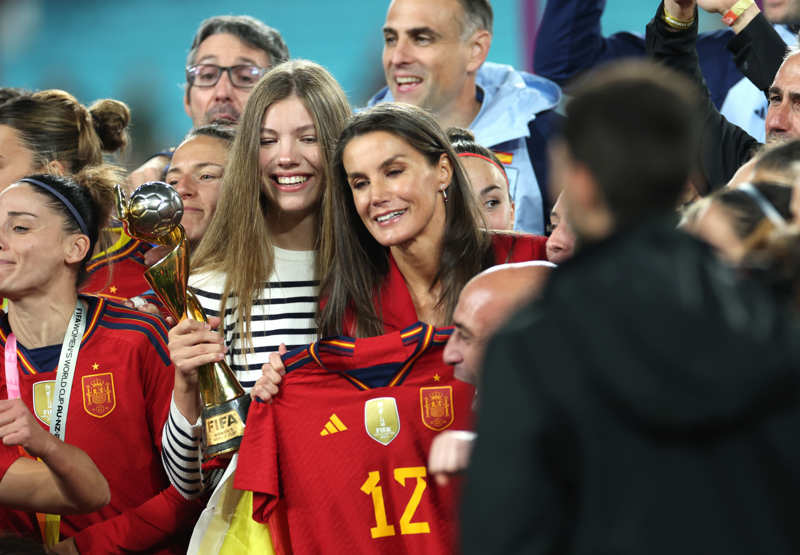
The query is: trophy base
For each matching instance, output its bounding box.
[201,394,251,461]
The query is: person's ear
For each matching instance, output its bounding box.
[438,153,454,187]
[183,86,195,121]
[45,160,66,176]
[466,30,491,73]
[64,234,90,265]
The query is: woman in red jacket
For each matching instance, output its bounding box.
[317,102,547,337]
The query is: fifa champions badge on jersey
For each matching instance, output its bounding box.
[419,386,454,431]
[33,380,55,425]
[364,397,400,446]
[82,372,116,418]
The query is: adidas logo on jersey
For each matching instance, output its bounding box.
[320,414,348,436]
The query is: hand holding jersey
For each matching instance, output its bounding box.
[250,345,287,403]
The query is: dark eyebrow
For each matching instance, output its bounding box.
[261,124,316,135]
[382,25,440,39]
[769,86,783,97]
[408,26,440,39]
[196,54,262,66]
[346,155,405,181]
[166,162,224,175]
[453,321,473,338]
[378,155,404,170]
[8,211,36,218]
[479,184,502,196]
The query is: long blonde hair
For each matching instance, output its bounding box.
[191,60,351,349]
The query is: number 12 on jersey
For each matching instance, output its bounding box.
[360,466,431,539]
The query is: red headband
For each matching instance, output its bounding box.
[457,152,510,187]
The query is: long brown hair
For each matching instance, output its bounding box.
[192,60,351,349]
[318,103,493,337]
[0,89,129,174]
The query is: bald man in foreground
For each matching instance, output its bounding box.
[428,261,554,485]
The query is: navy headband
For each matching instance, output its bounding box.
[738,182,786,228]
[17,177,90,237]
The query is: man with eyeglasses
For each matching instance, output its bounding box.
[129,15,288,188]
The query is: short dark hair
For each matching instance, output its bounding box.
[754,139,800,181]
[186,15,289,69]
[563,60,701,229]
[184,123,235,145]
[458,0,493,35]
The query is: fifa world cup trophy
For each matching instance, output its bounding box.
[115,182,250,459]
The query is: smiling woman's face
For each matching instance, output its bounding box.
[258,95,323,217]
[165,134,227,246]
[342,130,451,248]
[0,183,83,299]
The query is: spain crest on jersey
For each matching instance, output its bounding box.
[33,380,55,425]
[419,386,454,431]
[82,373,116,418]
[364,397,400,446]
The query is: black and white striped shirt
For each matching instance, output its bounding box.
[161,247,318,498]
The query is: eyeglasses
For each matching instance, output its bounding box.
[186,64,266,89]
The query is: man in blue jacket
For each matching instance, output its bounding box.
[369,0,562,234]
[535,0,798,142]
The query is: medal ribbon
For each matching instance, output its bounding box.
[4,299,86,547]
[4,333,19,399]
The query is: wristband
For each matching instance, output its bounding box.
[662,6,695,30]
[722,0,755,26]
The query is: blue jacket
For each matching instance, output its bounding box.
[368,62,562,234]
[534,0,743,113]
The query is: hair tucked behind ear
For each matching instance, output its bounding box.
[21,164,122,285]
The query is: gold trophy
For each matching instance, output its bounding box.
[115,182,250,460]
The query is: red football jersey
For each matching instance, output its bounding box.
[0,444,19,481]
[0,296,199,553]
[81,229,151,302]
[235,323,475,555]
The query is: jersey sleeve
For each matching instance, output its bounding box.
[138,318,175,454]
[233,399,281,523]
[71,484,204,554]
[132,315,205,501]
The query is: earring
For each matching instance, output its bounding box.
[440,185,448,203]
